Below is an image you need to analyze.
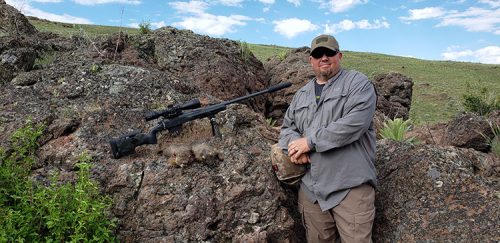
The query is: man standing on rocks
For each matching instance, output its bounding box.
[279,34,377,242]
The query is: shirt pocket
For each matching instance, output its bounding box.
[294,103,312,133]
[321,93,347,122]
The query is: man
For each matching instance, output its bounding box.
[278,34,377,242]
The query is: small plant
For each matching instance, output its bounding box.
[239,41,253,63]
[379,117,416,144]
[462,82,500,116]
[90,63,102,73]
[139,21,152,34]
[277,50,289,61]
[266,117,277,127]
[480,121,500,157]
[34,51,56,69]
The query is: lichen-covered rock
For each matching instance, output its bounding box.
[0,1,37,37]
[373,72,414,120]
[374,140,499,242]
[264,47,314,122]
[154,27,268,113]
[442,112,494,152]
[1,7,497,242]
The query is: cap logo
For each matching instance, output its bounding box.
[316,37,328,44]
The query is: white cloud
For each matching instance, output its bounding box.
[442,45,500,64]
[437,7,500,34]
[401,6,500,34]
[6,0,92,24]
[400,7,446,21]
[151,21,166,29]
[72,0,141,5]
[218,0,244,6]
[258,0,275,4]
[128,23,139,28]
[273,18,318,38]
[173,13,251,36]
[169,1,209,14]
[169,0,259,36]
[287,0,301,7]
[479,0,500,8]
[328,0,368,13]
[324,18,390,34]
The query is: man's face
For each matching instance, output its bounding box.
[309,47,342,81]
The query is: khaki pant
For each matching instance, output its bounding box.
[298,184,375,243]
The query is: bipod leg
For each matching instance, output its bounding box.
[209,115,222,138]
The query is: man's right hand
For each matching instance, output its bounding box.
[291,153,310,164]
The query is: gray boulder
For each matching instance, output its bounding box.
[374,140,499,242]
[442,112,494,152]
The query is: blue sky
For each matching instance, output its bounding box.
[6,0,500,64]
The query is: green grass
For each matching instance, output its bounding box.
[28,17,139,38]
[28,18,499,125]
[341,51,499,124]
[248,43,292,62]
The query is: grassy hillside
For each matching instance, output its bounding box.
[341,51,499,124]
[28,18,499,125]
[28,17,140,37]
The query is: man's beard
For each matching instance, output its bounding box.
[319,69,333,79]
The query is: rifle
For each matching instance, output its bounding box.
[109,82,292,159]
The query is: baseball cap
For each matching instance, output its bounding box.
[311,34,339,54]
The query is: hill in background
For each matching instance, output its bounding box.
[27,17,499,125]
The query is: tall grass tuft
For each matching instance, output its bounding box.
[481,121,500,157]
[239,41,253,63]
[379,117,417,144]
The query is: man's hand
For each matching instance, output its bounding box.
[288,137,311,162]
[291,153,310,164]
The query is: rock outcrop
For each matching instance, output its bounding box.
[1,3,498,242]
[373,72,413,120]
[374,140,499,242]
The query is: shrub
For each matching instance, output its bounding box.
[0,120,116,242]
[462,82,500,116]
[379,117,417,144]
[139,21,152,34]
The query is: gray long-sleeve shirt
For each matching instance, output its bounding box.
[279,68,377,211]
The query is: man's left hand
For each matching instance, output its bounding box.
[288,137,311,160]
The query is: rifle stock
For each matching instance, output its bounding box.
[109,82,291,159]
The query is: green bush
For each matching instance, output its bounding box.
[462,83,500,116]
[139,21,152,35]
[379,117,417,144]
[0,120,116,242]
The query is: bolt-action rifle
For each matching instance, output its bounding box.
[109,82,292,159]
